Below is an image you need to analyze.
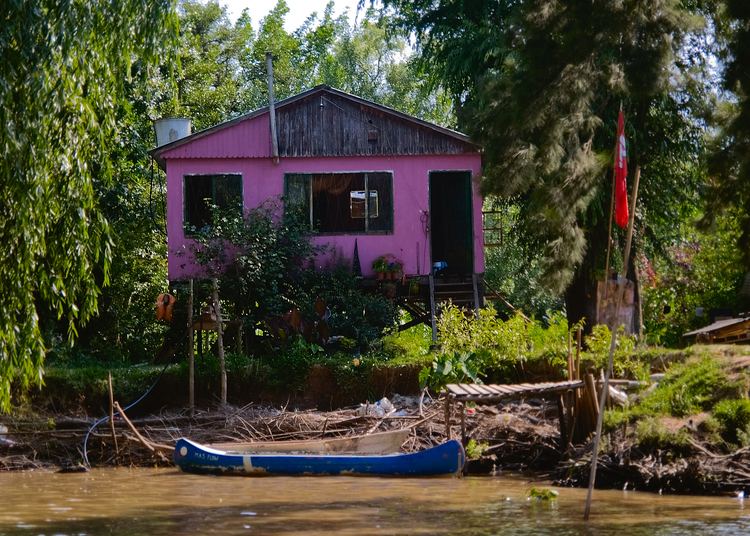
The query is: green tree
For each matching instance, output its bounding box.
[384,0,712,329]
[642,210,745,346]
[319,6,455,125]
[242,0,309,102]
[51,0,255,367]
[706,0,750,267]
[147,0,253,129]
[0,0,177,411]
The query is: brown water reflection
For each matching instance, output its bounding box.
[1,468,749,535]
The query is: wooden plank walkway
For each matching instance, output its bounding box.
[444,380,584,402]
[442,380,586,447]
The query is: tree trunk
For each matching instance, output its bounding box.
[565,227,608,334]
[565,261,598,335]
[187,279,194,416]
[628,245,643,338]
[212,278,227,406]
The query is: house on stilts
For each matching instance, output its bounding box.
[151,85,485,338]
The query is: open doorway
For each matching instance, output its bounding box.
[429,171,474,277]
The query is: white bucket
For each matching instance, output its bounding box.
[154,117,191,146]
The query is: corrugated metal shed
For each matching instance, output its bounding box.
[684,317,750,343]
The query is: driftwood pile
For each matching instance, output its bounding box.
[6,394,749,495]
[556,431,750,494]
[0,395,567,472]
[0,396,438,469]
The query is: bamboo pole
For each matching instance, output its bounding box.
[602,169,616,300]
[212,278,227,406]
[187,279,195,417]
[584,166,641,521]
[567,330,574,381]
[576,328,582,381]
[602,103,623,305]
[108,372,119,456]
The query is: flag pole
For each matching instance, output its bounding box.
[584,165,641,521]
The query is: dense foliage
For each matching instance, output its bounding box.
[707,0,750,268]
[43,1,453,372]
[381,0,719,333]
[0,0,176,411]
[642,211,746,346]
[8,0,750,413]
[193,203,398,351]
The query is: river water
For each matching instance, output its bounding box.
[1,468,749,535]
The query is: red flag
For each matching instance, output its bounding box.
[614,110,629,228]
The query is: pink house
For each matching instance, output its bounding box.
[152,86,484,304]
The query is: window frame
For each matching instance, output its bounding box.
[182,173,243,235]
[284,170,394,235]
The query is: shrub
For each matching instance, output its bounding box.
[465,439,489,460]
[295,266,398,349]
[526,312,571,372]
[583,324,646,380]
[379,322,433,367]
[713,399,750,446]
[436,304,537,375]
[193,200,317,330]
[193,202,398,351]
[418,352,482,392]
[635,417,690,449]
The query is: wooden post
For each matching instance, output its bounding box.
[472,273,480,315]
[576,328,582,381]
[584,166,641,521]
[567,330,574,381]
[557,394,568,449]
[108,371,119,456]
[460,402,467,444]
[584,373,600,422]
[187,279,195,417]
[429,273,437,343]
[212,278,227,406]
[444,397,452,439]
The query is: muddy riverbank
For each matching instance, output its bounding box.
[3,395,750,497]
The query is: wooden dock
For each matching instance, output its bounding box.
[442,379,595,448]
[445,380,584,402]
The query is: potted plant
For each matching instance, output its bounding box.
[387,258,403,280]
[372,255,389,280]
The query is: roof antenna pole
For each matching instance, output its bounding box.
[266,51,280,164]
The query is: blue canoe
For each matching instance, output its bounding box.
[173,437,465,476]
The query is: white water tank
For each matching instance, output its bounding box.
[154,117,192,147]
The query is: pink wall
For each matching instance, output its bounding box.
[162,116,483,281]
[162,114,272,159]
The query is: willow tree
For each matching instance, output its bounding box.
[383,0,707,327]
[0,0,177,411]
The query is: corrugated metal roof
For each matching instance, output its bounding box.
[683,317,750,337]
[150,85,479,167]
